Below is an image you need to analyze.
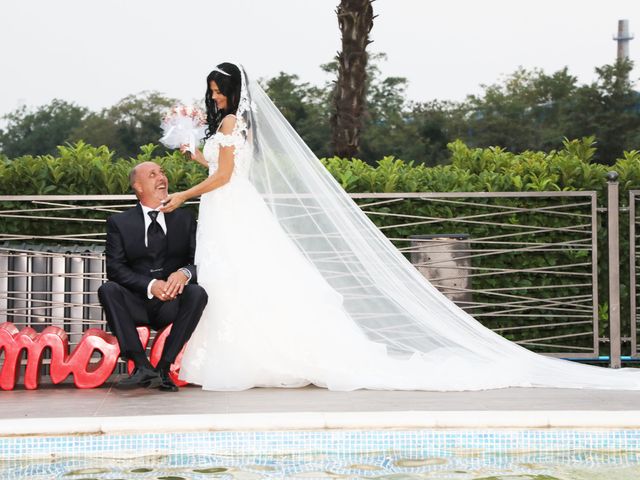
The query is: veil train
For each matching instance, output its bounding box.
[203,65,640,390]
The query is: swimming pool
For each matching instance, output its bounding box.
[2,429,640,479]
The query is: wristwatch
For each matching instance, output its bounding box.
[179,267,192,284]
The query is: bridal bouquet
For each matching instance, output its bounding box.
[159,104,207,154]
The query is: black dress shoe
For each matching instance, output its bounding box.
[117,365,162,389]
[157,367,179,392]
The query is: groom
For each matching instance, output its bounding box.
[98,161,207,392]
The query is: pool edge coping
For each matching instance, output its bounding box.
[3,410,640,436]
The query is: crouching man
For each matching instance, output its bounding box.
[98,162,207,392]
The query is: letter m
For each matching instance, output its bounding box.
[0,322,69,390]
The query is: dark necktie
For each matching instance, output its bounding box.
[147,210,165,244]
[147,211,167,276]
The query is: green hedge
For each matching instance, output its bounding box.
[1,138,639,353]
[2,137,639,197]
[322,137,640,198]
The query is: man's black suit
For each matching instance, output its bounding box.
[98,204,207,366]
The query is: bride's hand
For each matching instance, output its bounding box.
[180,144,201,161]
[160,192,187,213]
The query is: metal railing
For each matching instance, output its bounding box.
[629,189,640,359]
[353,191,600,357]
[0,191,607,361]
[0,195,128,348]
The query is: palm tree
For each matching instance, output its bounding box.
[331,0,375,158]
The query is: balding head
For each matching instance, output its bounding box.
[129,164,140,189]
[129,161,169,208]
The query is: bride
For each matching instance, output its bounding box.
[161,62,640,391]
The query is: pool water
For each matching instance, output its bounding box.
[4,451,640,479]
[1,430,639,479]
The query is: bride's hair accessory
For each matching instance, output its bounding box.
[212,66,231,77]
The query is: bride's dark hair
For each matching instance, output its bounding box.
[204,62,242,139]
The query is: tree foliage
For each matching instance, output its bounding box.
[262,73,332,158]
[69,91,176,158]
[0,92,176,159]
[462,60,640,163]
[264,57,639,166]
[0,100,88,157]
[566,60,640,163]
[0,58,637,165]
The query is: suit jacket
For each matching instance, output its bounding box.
[105,204,198,297]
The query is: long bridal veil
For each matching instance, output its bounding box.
[235,65,640,390]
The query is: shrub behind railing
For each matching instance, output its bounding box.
[1,137,639,352]
[2,137,640,197]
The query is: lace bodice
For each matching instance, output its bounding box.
[202,116,252,179]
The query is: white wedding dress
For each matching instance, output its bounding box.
[179,65,640,391]
[179,119,523,391]
[178,122,430,390]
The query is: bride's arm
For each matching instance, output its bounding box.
[161,116,237,212]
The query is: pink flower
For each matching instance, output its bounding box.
[162,104,206,126]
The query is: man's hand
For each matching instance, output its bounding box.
[164,270,189,299]
[150,280,172,301]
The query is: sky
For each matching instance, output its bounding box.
[0,0,637,118]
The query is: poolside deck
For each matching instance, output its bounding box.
[3,382,640,435]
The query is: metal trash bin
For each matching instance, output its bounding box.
[409,234,471,305]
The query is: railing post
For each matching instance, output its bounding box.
[607,172,621,368]
[630,191,638,357]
